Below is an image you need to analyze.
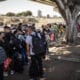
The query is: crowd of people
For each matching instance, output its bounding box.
[0,23,66,80]
[42,23,66,45]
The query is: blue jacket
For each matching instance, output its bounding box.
[0,46,6,64]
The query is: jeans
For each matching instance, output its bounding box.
[21,48,28,64]
[29,55,43,79]
[0,63,4,80]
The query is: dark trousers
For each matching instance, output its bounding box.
[29,55,43,78]
[21,48,28,64]
[0,63,4,80]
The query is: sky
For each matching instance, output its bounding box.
[0,0,61,17]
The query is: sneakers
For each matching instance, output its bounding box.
[3,72,8,77]
[30,79,34,80]
[40,78,46,80]
[30,77,39,80]
[30,77,45,80]
[10,70,15,75]
[39,75,45,80]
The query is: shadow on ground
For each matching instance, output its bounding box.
[4,38,80,80]
[4,54,80,80]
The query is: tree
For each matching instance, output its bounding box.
[32,0,80,43]
[17,11,32,17]
[25,11,32,16]
[6,12,15,16]
[16,12,23,16]
[50,0,79,43]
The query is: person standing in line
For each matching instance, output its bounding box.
[26,26,44,80]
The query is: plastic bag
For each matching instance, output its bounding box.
[4,57,12,71]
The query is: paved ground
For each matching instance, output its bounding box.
[4,40,80,80]
[4,54,80,80]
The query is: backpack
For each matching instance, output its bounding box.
[31,32,46,55]
[4,33,22,57]
[10,35,22,53]
[0,46,6,64]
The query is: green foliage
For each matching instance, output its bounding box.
[6,12,15,16]
[5,11,32,17]
[17,11,32,16]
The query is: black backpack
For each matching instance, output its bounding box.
[31,32,46,55]
[9,35,21,50]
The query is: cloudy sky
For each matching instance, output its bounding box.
[0,0,61,17]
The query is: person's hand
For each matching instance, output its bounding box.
[28,56,31,59]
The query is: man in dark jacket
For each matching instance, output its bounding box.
[3,26,17,75]
[3,26,15,57]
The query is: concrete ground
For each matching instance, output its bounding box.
[4,55,80,80]
[4,39,80,80]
